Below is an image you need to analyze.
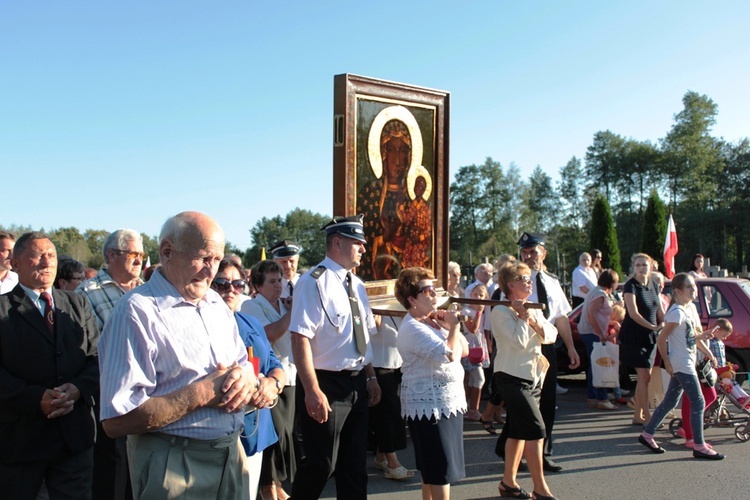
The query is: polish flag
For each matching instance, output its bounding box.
[663,214,678,278]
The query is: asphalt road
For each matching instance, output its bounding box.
[315,375,749,499]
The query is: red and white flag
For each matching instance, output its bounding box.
[663,214,678,278]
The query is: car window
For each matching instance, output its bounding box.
[700,285,732,318]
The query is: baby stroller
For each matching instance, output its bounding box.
[668,373,750,443]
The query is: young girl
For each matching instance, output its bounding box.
[461,284,489,421]
[638,273,725,460]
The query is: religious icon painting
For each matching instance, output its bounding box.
[333,74,450,289]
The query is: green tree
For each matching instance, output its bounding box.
[557,156,588,229]
[248,209,330,268]
[48,227,92,264]
[526,166,557,233]
[84,229,109,269]
[584,130,626,200]
[640,190,668,272]
[660,91,723,211]
[589,195,621,274]
[449,163,486,262]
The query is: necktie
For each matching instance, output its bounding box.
[40,291,55,335]
[346,273,367,356]
[288,281,294,297]
[535,272,550,319]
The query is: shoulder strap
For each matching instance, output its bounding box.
[310,265,326,280]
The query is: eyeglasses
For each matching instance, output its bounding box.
[114,250,147,261]
[418,285,437,297]
[514,275,532,283]
[211,278,246,293]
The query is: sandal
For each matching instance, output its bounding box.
[498,480,531,498]
[384,465,415,480]
[480,418,497,434]
[373,457,389,472]
[532,492,558,500]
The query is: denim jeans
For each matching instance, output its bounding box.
[581,333,609,401]
[645,370,706,444]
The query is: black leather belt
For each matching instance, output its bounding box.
[316,369,362,377]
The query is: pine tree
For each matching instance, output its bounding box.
[641,190,667,272]
[589,195,622,274]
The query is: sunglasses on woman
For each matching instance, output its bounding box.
[211,278,246,293]
[419,285,437,297]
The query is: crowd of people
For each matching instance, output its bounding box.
[0,219,737,500]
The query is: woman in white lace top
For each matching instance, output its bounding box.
[396,267,468,500]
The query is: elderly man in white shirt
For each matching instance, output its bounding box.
[98,212,258,500]
[571,252,598,308]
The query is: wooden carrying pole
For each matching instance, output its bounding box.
[370,294,545,318]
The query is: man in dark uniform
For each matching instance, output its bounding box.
[517,232,580,472]
[290,215,381,500]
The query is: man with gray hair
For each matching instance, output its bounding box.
[76,228,145,499]
[77,229,145,330]
[465,262,493,298]
[98,211,258,499]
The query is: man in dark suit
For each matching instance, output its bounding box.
[0,232,100,499]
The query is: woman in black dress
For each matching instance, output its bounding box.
[619,253,664,425]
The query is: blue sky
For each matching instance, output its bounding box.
[2,1,748,250]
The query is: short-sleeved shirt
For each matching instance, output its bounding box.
[619,277,660,346]
[288,256,375,371]
[529,270,572,321]
[578,286,612,338]
[98,268,249,439]
[664,303,700,374]
[76,268,143,330]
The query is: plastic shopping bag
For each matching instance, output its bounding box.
[591,342,619,388]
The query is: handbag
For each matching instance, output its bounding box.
[591,342,620,388]
[697,358,717,387]
[468,346,484,364]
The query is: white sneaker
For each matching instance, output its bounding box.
[556,384,568,395]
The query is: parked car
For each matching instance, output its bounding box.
[557,278,750,379]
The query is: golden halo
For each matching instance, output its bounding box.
[367,105,423,180]
[407,165,432,201]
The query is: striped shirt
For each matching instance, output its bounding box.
[76,269,143,330]
[98,268,249,439]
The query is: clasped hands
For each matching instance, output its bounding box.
[201,361,260,413]
[40,382,80,419]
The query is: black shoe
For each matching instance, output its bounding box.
[693,449,725,460]
[532,491,558,500]
[638,435,665,454]
[542,457,562,472]
[498,480,531,498]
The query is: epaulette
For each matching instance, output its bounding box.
[309,265,326,280]
[542,270,560,281]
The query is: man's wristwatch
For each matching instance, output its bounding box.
[269,375,283,394]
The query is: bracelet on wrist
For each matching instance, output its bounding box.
[366,376,378,383]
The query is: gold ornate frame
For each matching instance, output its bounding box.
[333,74,450,292]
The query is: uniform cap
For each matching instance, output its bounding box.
[322,214,366,243]
[270,240,300,258]
[517,232,546,248]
